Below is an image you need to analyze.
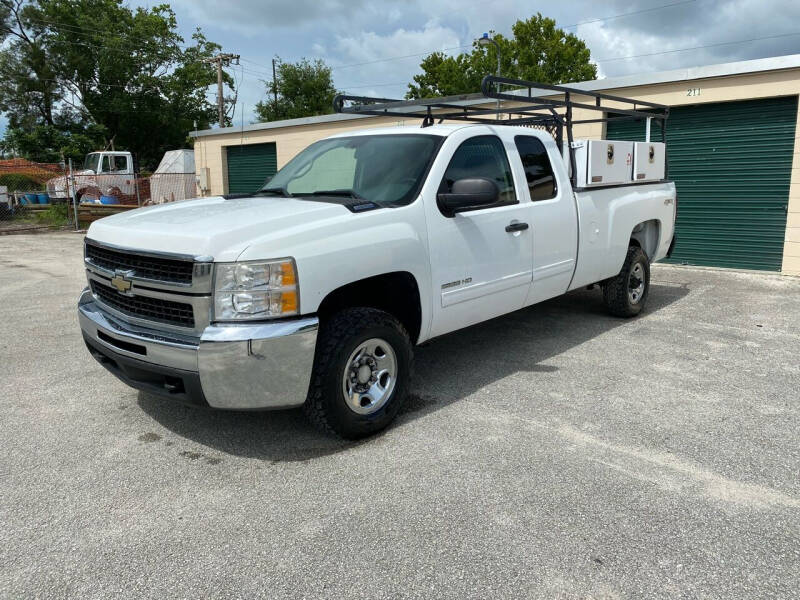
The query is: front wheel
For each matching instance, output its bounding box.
[304,307,412,439]
[603,245,650,317]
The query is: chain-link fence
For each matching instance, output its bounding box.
[0,159,70,233]
[1,157,197,232]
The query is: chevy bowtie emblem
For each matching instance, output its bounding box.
[110,270,134,293]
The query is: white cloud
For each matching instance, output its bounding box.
[577,21,699,77]
[160,0,800,124]
[331,21,463,96]
[170,0,373,34]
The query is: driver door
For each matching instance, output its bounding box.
[426,133,533,338]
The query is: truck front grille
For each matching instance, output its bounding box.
[85,243,194,285]
[91,280,196,328]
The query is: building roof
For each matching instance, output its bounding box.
[190,53,800,139]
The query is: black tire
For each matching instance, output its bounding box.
[603,245,650,318]
[304,307,412,439]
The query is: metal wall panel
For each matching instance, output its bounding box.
[226,142,278,194]
[607,96,798,271]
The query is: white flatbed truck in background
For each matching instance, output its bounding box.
[78,76,676,438]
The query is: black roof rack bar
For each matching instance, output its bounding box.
[571,114,659,125]
[334,92,486,114]
[337,99,568,122]
[481,75,668,110]
[332,77,667,183]
[332,108,499,123]
[433,102,568,120]
[483,87,667,120]
[334,80,667,127]
[333,95,570,127]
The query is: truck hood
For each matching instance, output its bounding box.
[86,195,351,261]
[47,169,93,190]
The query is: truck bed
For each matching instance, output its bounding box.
[569,181,677,291]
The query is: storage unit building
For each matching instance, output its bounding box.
[607,96,797,271]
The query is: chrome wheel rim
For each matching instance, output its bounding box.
[628,262,645,304]
[342,338,397,415]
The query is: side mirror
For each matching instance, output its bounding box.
[437,177,499,217]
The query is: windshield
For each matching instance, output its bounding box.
[261,134,442,207]
[83,153,100,172]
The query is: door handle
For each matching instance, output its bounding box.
[505,221,529,233]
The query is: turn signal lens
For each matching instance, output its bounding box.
[281,290,298,314]
[271,261,297,287]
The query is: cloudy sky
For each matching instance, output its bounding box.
[162,0,799,128]
[1,0,798,135]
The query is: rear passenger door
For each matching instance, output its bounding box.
[425,132,533,338]
[513,135,578,305]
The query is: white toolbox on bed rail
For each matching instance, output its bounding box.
[633,142,666,182]
[571,140,634,188]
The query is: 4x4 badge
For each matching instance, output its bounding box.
[110,270,134,293]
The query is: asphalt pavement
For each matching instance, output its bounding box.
[1,232,798,599]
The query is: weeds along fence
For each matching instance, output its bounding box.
[1,158,197,232]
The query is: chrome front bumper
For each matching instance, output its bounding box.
[78,288,319,409]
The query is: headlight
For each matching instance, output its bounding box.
[213,259,299,321]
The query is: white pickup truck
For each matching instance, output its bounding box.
[47,150,136,203]
[78,79,676,438]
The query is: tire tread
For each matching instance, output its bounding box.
[603,246,650,318]
[303,307,411,438]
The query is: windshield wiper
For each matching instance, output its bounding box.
[255,186,292,197]
[305,189,365,200]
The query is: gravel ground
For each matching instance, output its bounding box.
[1,232,799,599]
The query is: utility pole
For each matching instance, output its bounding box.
[272,58,279,117]
[203,53,240,128]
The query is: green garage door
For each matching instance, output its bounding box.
[226,142,277,194]
[607,96,797,271]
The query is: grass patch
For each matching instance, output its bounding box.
[33,203,70,227]
[23,204,69,227]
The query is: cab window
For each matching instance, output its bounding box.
[513,136,557,201]
[101,155,127,172]
[440,135,516,209]
[112,155,128,171]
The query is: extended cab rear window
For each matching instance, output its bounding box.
[514,136,557,201]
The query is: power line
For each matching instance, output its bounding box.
[23,16,194,52]
[241,44,473,74]
[31,77,163,92]
[18,1,699,88]
[595,30,800,62]
[5,15,236,106]
[237,63,406,91]
[246,30,800,100]
[242,0,700,74]
[561,0,698,29]
[329,45,474,70]
[340,81,408,90]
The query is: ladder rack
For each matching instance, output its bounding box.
[333,75,670,186]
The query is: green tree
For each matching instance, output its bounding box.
[0,0,229,169]
[1,116,106,163]
[407,14,597,99]
[255,57,338,122]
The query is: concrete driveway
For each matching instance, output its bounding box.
[1,232,798,599]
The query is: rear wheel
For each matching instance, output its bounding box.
[304,307,412,439]
[603,245,650,317]
[77,187,101,203]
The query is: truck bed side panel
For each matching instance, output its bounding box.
[568,182,676,291]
